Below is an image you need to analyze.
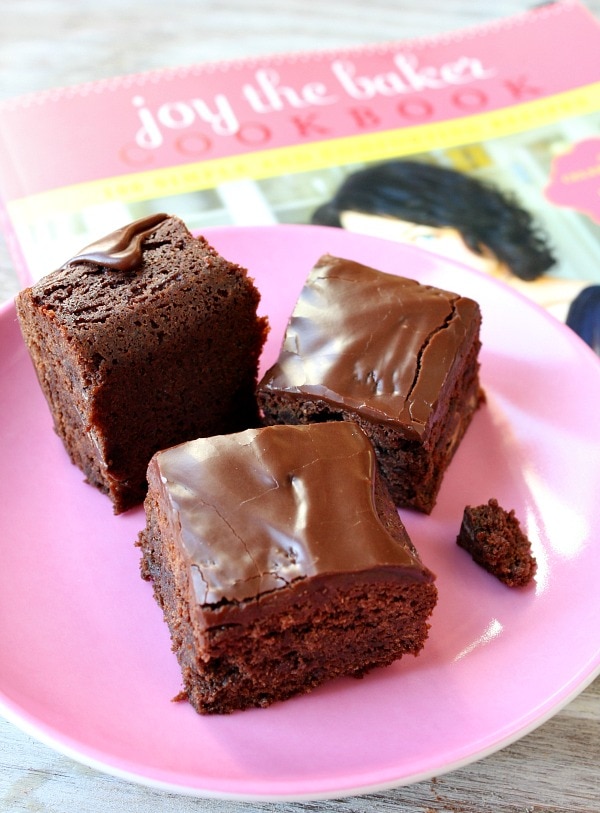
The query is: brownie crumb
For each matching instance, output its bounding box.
[457,498,537,587]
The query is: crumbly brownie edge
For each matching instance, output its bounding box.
[16,290,114,495]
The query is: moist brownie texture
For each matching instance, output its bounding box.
[258,255,483,513]
[138,421,438,714]
[16,213,268,513]
[457,498,537,587]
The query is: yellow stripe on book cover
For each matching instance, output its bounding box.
[7,81,600,225]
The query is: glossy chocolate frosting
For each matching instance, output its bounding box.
[66,212,169,271]
[259,255,481,439]
[149,422,432,607]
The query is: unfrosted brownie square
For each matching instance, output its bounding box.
[16,214,268,512]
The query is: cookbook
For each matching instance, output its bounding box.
[1,0,599,345]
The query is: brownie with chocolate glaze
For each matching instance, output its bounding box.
[258,255,484,513]
[138,421,438,714]
[16,214,268,513]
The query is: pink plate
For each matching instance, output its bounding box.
[1,224,599,801]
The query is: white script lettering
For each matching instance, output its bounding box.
[243,69,337,113]
[331,53,495,99]
[132,94,240,149]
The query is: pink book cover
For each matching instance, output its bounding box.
[0,0,599,334]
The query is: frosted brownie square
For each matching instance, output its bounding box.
[138,421,437,714]
[258,255,484,513]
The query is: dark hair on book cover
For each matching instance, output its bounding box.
[311,160,556,281]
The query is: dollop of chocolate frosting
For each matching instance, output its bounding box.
[259,255,481,438]
[66,212,169,271]
[151,422,430,607]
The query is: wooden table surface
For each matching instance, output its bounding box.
[1,2,599,811]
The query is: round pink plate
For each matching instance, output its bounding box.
[1,224,599,801]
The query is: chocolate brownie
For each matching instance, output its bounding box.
[457,498,537,587]
[258,255,484,513]
[138,421,438,714]
[16,213,269,513]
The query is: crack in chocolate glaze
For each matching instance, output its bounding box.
[406,295,459,424]
[259,255,479,438]
[187,495,269,604]
[151,423,428,607]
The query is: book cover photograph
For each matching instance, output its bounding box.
[1,0,599,350]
